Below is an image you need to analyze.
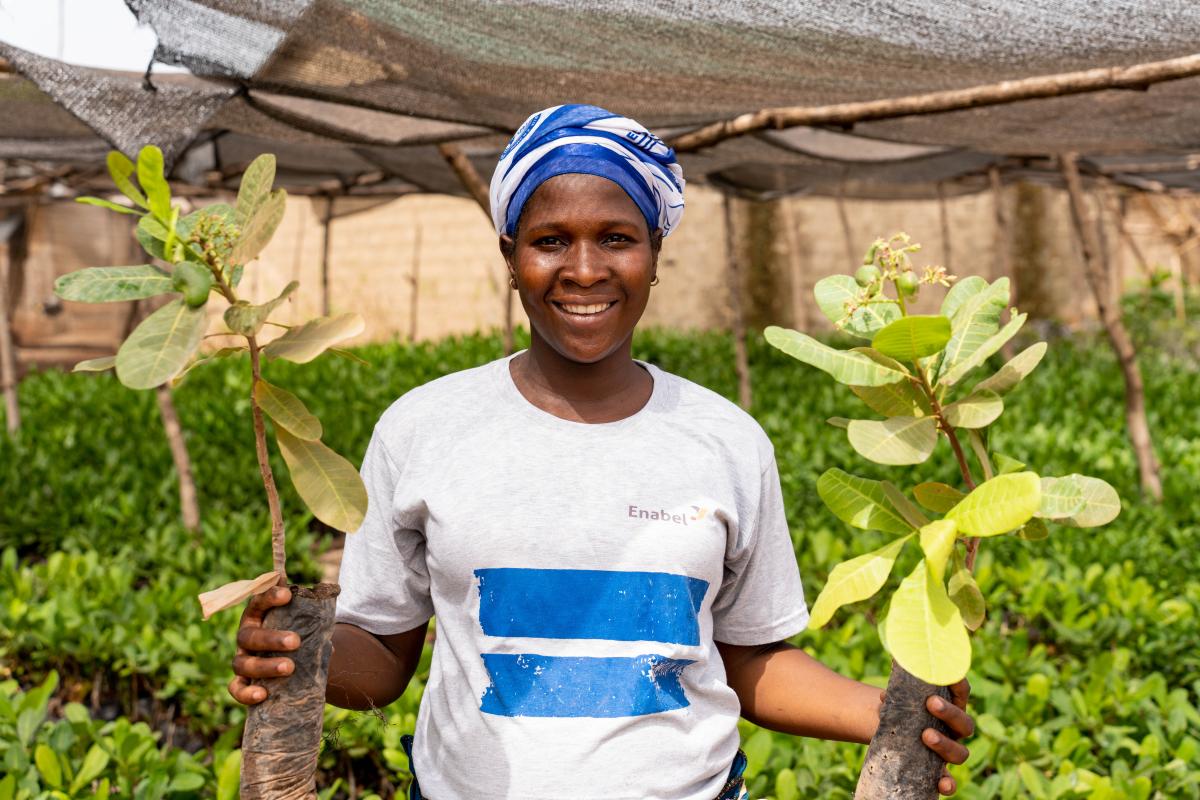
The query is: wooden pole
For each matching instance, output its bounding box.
[437,142,514,353]
[408,221,421,343]
[320,194,334,317]
[987,168,1016,359]
[1060,153,1163,502]
[0,216,21,436]
[670,52,1200,153]
[835,177,856,268]
[722,195,752,410]
[777,196,809,331]
[1104,188,1154,281]
[936,182,952,273]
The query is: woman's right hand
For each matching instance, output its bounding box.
[228,585,301,705]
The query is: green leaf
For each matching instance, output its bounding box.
[919,519,958,584]
[945,472,1042,537]
[816,468,913,535]
[231,188,286,264]
[940,275,988,322]
[765,326,908,387]
[115,298,207,389]
[136,215,169,260]
[54,265,173,303]
[328,347,371,366]
[254,379,322,441]
[0,774,14,800]
[993,453,1027,475]
[939,312,1028,386]
[885,559,971,685]
[172,261,212,308]
[847,416,938,465]
[73,356,116,373]
[35,743,63,788]
[882,481,931,529]
[974,341,1048,396]
[1017,518,1050,541]
[237,154,277,224]
[75,196,141,215]
[775,768,799,800]
[169,773,206,791]
[871,315,952,361]
[947,549,986,630]
[217,750,241,800]
[942,388,1004,429]
[913,482,965,514]
[1055,475,1121,528]
[851,377,931,418]
[263,313,366,364]
[813,275,901,338]
[276,428,368,532]
[936,278,1008,383]
[106,150,147,208]
[136,145,171,221]
[69,745,110,794]
[808,534,912,628]
[223,280,298,337]
[1037,476,1086,519]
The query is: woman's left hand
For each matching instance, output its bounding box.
[920,678,973,795]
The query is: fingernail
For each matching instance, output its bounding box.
[277,662,290,674]
[284,635,299,648]
[931,697,945,711]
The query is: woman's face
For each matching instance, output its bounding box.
[501,173,659,364]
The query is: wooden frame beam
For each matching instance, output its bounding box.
[670,53,1200,153]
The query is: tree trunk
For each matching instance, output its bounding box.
[240,583,340,799]
[855,662,953,800]
[156,385,201,532]
[722,195,752,410]
[1060,153,1163,502]
[0,218,20,436]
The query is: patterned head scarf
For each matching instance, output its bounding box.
[489,104,686,238]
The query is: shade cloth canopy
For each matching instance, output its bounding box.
[2,0,1200,198]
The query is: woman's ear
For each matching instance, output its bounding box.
[499,234,516,266]
[650,229,664,257]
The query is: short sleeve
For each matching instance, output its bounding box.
[710,456,809,645]
[334,426,434,635]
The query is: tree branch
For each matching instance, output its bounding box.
[248,335,288,584]
[669,53,1200,153]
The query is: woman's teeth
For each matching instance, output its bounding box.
[560,302,614,315]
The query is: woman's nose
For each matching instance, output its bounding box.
[562,240,608,286]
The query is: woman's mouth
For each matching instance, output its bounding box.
[554,301,616,317]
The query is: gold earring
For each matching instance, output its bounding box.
[650,275,659,286]
[509,276,517,289]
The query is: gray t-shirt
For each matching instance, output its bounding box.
[335,350,808,800]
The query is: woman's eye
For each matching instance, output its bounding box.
[605,234,632,244]
[534,236,563,246]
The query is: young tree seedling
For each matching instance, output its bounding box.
[54,147,367,798]
[765,233,1121,800]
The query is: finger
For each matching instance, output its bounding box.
[927,695,975,739]
[242,586,292,621]
[228,675,268,705]
[233,653,295,680]
[938,771,957,796]
[949,678,970,710]
[237,625,301,653]
[922,728,969,765]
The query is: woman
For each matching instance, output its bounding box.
[230,105,973,799]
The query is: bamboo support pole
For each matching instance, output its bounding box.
[722,195,752,410]
[777,196,809,331]
[0,217,20,436]
[156,385,201,532]
[836,177,856,267]
[670,53,1200,153]
[937,182,952,273]
[1060,153,1163,502]
[320,195,334,317]
[437,142,514,354]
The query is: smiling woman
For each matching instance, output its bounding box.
[229,104,974,800]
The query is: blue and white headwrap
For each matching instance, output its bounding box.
[489,104,686,238]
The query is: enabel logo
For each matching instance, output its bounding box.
[627,504,710,526]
